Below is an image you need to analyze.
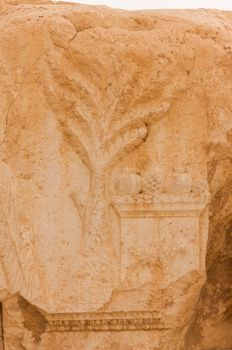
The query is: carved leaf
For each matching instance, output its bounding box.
[102,123,148,169]
[112,101,170,133]
[44,54,102,135]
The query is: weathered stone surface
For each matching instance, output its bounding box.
[0,1,231,349]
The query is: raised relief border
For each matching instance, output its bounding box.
[45,311,164,332]
[112,193,207,218]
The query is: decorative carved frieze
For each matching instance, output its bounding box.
[45,311,164,332]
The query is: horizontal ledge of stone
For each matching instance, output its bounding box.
[112,200,207,217]
[46,318,166,333]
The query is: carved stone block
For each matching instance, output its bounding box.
[0,1,231,349]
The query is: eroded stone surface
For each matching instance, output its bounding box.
[0,1,231,349]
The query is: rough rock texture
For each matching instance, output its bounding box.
[0,1,231,349]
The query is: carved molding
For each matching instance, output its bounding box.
[44,311,165,332]
[113,193,208,218]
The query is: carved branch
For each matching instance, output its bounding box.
[45,53,103,135]
[111,101,170,134]
[61,120,94,171]
[105,70,142,132]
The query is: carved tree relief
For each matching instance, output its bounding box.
[60,109,161,256]
[43,41,171,281]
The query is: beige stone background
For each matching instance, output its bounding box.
[0,0,231,349]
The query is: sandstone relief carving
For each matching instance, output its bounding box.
[45,311,163,332]
[0,1,231,349]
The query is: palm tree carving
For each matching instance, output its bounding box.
[44,45,171,264]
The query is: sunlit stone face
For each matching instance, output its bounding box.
[0,1,231,349]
